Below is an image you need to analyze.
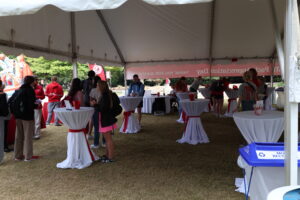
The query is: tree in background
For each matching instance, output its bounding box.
[104,66,124,87]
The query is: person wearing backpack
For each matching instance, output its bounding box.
[45,76,63,126]
[0,80,9,164]
[12,76,39,161]
[235,71,257,111]
[90,81,121,163]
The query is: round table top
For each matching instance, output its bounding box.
[180,99,210,115]
[119,96,143,111]
[233,110,283,120]
[54,107,94,113]
[54,107,94,129]
[143,95,170,99]
[181,99,210,104]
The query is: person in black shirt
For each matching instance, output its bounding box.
[0,80,9,164]
[13,76,39,161]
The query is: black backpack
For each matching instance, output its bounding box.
[0,93,9,117]
[210,80,225,92]
[111,93,122,117]
[8,90,25,118]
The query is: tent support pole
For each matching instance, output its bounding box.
[284,0,299,186]
[70,12,78,78]
[208,0,216,79]
[96,10,126,66]
[124,65,127,95]
[270,0,285,78]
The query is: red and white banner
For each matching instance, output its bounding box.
[88,64,106,81]
[126,62,281,79]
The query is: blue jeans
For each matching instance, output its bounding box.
[93,110,105,146]
[47,102,60,125]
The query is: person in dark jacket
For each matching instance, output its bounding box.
[82,70,96,139]
[13,76,39,161]
[0,80,9,164]
[90,80,119,163]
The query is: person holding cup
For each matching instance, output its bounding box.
[128,74,145,124]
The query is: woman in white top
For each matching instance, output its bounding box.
[89,76,104,148]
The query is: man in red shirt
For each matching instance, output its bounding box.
[33,77,45,139]
[45,76,63,126]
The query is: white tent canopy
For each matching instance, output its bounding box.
[0,0,299,189]
[0,0,285,71]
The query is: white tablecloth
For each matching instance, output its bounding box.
[176,92,197,123]
[233,111,284,144]
[177,99,210,145]
[142,95,171,114]
[224,89,239,117]
[237,157,300,200]
[54,107,97,169]
[199,88,211,112]
[265,87,275,110]
[119,96,142,134]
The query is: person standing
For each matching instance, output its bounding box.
[128,74,145,123]
[45,76,63,126]
[89,76,105,149]
[12,76,39,161]
[67,78,84,106]
[235,71,257,111]
[33,77,45,139]
[210,77,228,117]
[0,80,9,164]
[189,76,203,92]
[82,70,96,139]
[90,81,119,162]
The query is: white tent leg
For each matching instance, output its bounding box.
[284,0,299,186]
[72,60,78,78]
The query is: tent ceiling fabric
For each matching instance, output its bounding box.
[0,0,211,16]
[0,0,286,69]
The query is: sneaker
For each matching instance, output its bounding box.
[14,156,24,161]
[46,123,50,126]
[54,124,62,127]
[90,144,100,149]
[24,155,40,162]
[101,143,106,148]
[101,158,114,163]
[99,155,108,161]
[33,135,40,140]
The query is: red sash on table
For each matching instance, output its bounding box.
[123,111,134,132]
[68,128,95,161]
[227,98,237,113]
[184,116,200,133]
[182,111,187,122]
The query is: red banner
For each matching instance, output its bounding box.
[88,64,106,81]
[126,62,281,79]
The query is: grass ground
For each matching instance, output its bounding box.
[0,112,246,200]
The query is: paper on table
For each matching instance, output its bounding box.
[64,100,73,110]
